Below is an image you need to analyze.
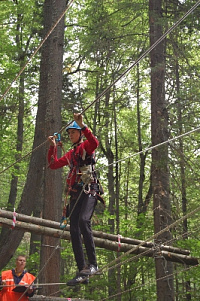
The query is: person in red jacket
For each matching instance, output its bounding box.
[48,113,100,286]
[0,255,35,301]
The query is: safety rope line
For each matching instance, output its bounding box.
[1,123,199,178]
[58,0,200,134]
[17,246,61,301]
[43,226,200,298]
[0,2,199,298]
[0,140,47,175]
[0,0,200,176]
[101,263,199,301]
[89,204,200,278]
[99,126,200,171]
[17,183,86,301]
[76,204,200,286]
[0,0,75,103]
[0,223,197,295]
[0,282,66,289]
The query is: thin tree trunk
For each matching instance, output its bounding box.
[38,0,66,296]
[175,60,191,300]
[149,0,174,300]
[99,91,116,297]
[0,5,46,268]
[0,58,25,246]
[0,5,25,248]
[113,95,121,301]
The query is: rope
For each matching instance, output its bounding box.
[1,1,199,298]
[17,245,61,301]
[0,282,66,289]
[101,264,199,301]
[0,0,75,103]
[1,1,200,176]
[17,182,87,301]
[58,2,200,134]
[98,126,200,171]
[89,204,200,278]
[3,209,196,298]
[0,140,47,175]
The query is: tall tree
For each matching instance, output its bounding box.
[149,0,174,300]
[37,0,66,296]
[0,6,66,298]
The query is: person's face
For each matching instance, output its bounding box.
[67,128,81,144]
[16,256,26,271]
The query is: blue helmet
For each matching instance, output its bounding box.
[66,121,81,132]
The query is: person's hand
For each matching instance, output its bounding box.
[73,113,84,128]
[48,136,56,147]
[2,280,6,285]
[27,286,34,294]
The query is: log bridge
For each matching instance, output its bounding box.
[0,209,198,266]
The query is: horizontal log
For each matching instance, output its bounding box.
[0,209,190,255]
[0,209,60,229]
[31,296,92,301]
[0,217,198,266]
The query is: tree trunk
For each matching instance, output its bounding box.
[0,5,25,249]
[113,96,121,301]
[175,58,191,300]
[38,0,66,296]
[0,5,47,268]
[0,57,25,245]
[149,0,174,300]
[99,91,116,297]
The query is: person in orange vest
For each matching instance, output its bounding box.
[0,254,36,301]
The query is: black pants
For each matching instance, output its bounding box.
[69,185,97,272]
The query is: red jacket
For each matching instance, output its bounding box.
[48,127,99,187]
[0,270,35,301]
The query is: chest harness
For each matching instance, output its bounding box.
[60,144,105,229]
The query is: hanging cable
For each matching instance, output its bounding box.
[88,204,200,279]
[1,1,200,176]
[101,263,199,301]
[0,0,75,103]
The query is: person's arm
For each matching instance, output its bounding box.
[73,112,99,154]
[47,137,69,169]
[82,127,99,155]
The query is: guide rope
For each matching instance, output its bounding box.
[17,181,89,301]
[1,0,200,176]
[101,263,199,301]
[0,1,199,299]
[0,0,75,103]
[88,204,200,278]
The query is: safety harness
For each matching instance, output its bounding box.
[57,138,105,229]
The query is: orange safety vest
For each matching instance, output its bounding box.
[0,270,35,301]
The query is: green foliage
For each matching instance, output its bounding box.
[1,0,200,299]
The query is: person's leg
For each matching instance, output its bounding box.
[69,196,86,272]
[79,192,97,268]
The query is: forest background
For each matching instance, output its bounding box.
[0,0,200,300]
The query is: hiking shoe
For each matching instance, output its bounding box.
[66,273,89,286]
[79,264,100,276]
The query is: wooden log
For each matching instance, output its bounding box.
[31,296,92,301]
[0,217,198,266]
[0,209,190,255]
